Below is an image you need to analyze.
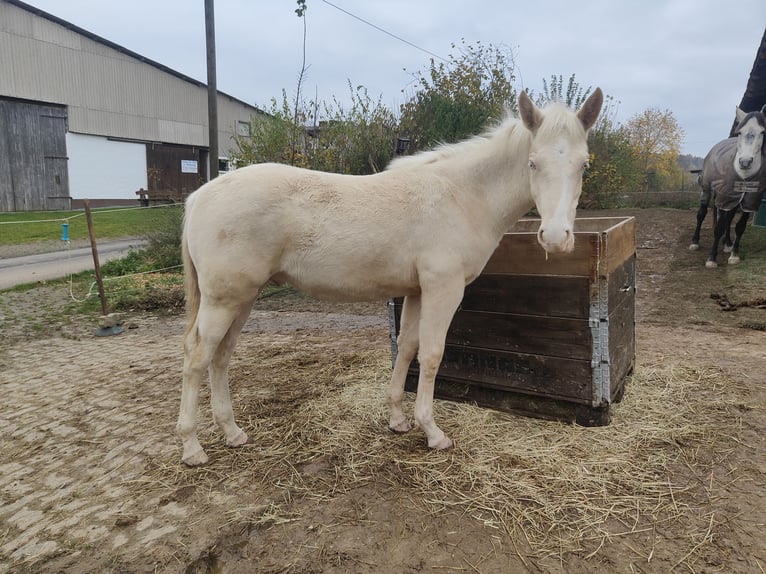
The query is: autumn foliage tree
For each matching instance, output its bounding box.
[624,108,685,191]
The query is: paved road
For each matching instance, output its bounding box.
[0,239,147,290]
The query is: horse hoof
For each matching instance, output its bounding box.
[389,419,412,434]
[226,430,250,448]
[728,256,741,265]
[183,449,209,467]
[705,260,718,269]
[689,244,699,251]
[429,435,453,450]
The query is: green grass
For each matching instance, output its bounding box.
[1,206,187,317]
[0,205,182,245]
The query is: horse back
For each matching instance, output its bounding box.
[184,163,499,302]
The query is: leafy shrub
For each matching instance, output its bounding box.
[232,84,398,175]
[95,206,185,313]
[399,40,517,152]
[144,206,183,270]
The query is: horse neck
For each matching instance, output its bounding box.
[437,122,534,232]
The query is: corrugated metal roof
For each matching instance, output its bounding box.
[4,0,261,114]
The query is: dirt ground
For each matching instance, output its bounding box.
[0,208,765,573]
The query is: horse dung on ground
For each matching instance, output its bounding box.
[690,105,766,267]
[177,89,604,467]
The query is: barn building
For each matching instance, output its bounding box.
[0,0,262,211]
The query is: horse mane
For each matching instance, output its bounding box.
[387,113,524,171]
[387,101,585,172]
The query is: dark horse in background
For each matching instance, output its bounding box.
[689,105,766,268]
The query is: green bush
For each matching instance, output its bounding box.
[144,206,183,270]
[100,249,147,277]
[94,206,184,313]
[232,84,399,175]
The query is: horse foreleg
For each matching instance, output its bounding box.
[728,211,750,265]
[414,277,465,450]
[706,209,735,268]
[689,200,709,250]
[723,217,734,253]
[177,301,243,466]
[387,295,421,434]
[209,301,255,448]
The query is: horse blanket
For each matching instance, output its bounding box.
[702,137,766,212]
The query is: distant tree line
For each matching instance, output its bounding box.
[230,40,693,208]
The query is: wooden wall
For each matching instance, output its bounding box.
[145,143,207,202]
[0,98,70,211]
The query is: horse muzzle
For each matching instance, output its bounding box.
[537,227,575,253]
[739,156,754,170]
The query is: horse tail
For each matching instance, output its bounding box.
[182,198,200,347]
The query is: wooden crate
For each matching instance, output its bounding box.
[388,216,636,426]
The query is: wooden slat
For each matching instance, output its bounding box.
[461,274,590,319]
[483,233,598,276]
[405,375,612,426]
[446,310,592,360]
[603,218,637,276]
[393,273,591,321]
[408,344,594,402]
[606,256,636,313]
[607,289,635,400]
[510,216,635,233]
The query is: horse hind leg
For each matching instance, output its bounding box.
[387,295,421,434]
[209,299,257,448]
[689,200,709,250]
[706,209,735,268]
[728,211,751,265]
[178,298,252,466]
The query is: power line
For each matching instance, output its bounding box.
[318,0,446,62]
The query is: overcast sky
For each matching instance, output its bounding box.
[23,0,766,157]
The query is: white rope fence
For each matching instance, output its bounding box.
[1,203,183,304]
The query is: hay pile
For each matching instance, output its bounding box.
[147,336,747,567]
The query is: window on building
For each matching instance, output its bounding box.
[236,121,250,137]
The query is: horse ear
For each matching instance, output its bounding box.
[577,88,603,131]
[735,106,747,125]
[519,90,542,132]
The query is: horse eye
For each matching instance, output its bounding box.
[528,159,537,170]
[582,161,589,171]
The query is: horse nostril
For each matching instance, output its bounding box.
[740,157,753,169]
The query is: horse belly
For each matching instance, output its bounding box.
[277,252,420,302]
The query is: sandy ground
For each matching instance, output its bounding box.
[1,208,765,573]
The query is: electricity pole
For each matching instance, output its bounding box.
[205,0,218,180]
